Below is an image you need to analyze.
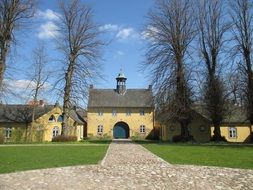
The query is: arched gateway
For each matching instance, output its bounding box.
[113,122,129,138]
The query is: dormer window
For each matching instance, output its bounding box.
[126,110,131,116]
[49,115,56,122]
[98,111,103,116]
[140,110,145,116]
[112,109,117,116]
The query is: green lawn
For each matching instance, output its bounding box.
[142,143,253,169]
[0,144,108,174]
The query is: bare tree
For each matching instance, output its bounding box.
[197,0,230,141]
[27,44,50,127]
[0,0,35,93]
[56,0,103,135]
[144,0,195,141]
[230,0,253,126]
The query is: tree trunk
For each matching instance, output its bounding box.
[61,57,75,135]
[180,120,190,141]
[213,123,222,141]
[0,43,8,90]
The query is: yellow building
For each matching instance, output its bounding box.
[159,110,211,143]
[159,104,252,143]
[87,72,155,139]
[211,106,253,143]
[0,103,86,142]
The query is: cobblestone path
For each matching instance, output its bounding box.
[0,140,253,190]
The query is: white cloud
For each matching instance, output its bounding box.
[6,79,51,90]
[36,9,60,21]
[36,9,60,40]
[141,26,159,41]
[99,24,119,31]
[100,24,140,41]
[116,27,140,40]
[37,21,59,39]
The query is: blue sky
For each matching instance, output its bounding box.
[6,0,155,105]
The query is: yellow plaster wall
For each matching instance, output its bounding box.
[159,113,210,142]
[87,107,154,138]
[211,125,252,143]
[0,123,28,142]
[0,107,84,142]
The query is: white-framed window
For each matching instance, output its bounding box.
[4,127,12,138]
[98,111,103,116]
[49,115,56,122]
[126,110,131,116]
[97,125,103,135]
[112,109,117,116]
[229,127,237,138]
[140,110,145,116]
[140,125,146,133]
[52,126,60,137]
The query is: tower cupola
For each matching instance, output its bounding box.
[116,72,127,94]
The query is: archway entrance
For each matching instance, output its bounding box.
[113,122,129,139]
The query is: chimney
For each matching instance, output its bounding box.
[39,100,44,107]
[54,101,60,107]
[148,85,152,91]
[90,84,94,89]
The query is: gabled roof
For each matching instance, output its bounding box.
[0,104,87,124]
[69,110,86,124]
[192,104,249,124]
[0,104,55,123]
[88,89,154,108]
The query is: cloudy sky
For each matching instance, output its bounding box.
[6,0,155,105]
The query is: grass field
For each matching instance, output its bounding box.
[142,143,253,169]
[0,144,108,174]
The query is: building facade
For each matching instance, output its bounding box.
[87,72,155,139]
[0,104,86,142]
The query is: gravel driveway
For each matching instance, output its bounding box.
[0,140,252,190]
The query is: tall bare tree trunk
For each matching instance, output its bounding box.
[56,0,103,135]
[0,0,35,92]
[144,0,195,141]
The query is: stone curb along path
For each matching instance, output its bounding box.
[0,140,253,190]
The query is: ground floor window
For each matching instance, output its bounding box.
[4,127,12,138]
[97,125,103,135]
[140,125,146,133]
[52,126,60,137]
[229,127,237,138]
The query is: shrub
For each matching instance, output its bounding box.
[52,135,77,142]
[0,135,4,144]
[210,135,227,142]
[172,135,195,142]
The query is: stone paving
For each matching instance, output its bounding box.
[0,140,253,190]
